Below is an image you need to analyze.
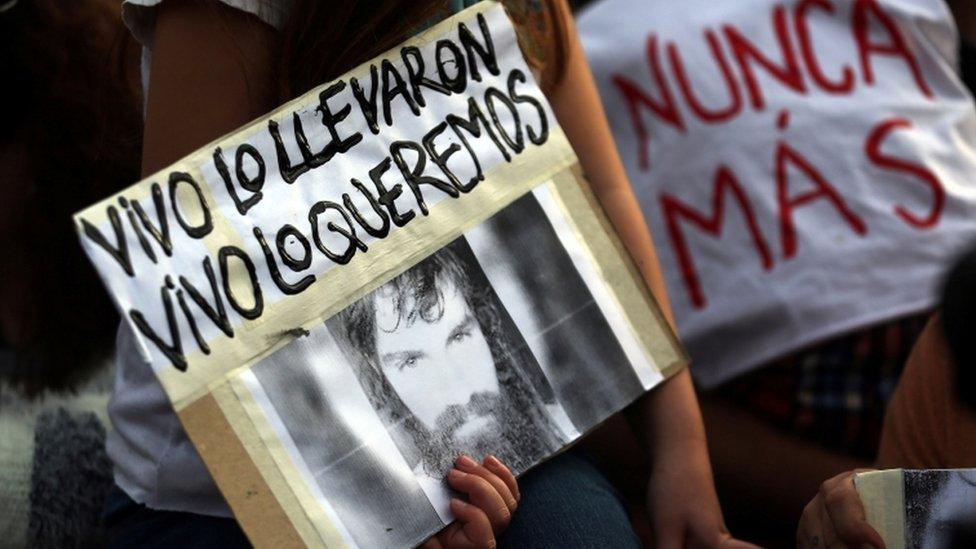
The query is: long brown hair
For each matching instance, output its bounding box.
[278,0,567,102]
[1,0,142,395]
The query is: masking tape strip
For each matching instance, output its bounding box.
[543,165,687,378]
[223,374,353,548]
[161,127,577,411]
[212,382,331,547]
[856,469,906,549]
[177,389,310,548]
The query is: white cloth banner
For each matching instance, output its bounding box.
[579,0,976,387]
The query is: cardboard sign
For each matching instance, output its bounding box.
[579,0,976,387]
[75,3,684,546]
[857,468,976,549]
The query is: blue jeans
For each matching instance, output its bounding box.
[104,451,640,548]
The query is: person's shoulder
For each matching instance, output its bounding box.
[121,0,292,47]
[499,0,568,93]
[877,316,969,468]
[908,316,953,381]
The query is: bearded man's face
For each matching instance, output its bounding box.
[372,277,503,470]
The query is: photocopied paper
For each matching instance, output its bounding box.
[857,468,976,549]
[74,2,685,547]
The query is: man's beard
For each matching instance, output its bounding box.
[413,390,551,478]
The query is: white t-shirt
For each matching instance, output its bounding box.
[108,0,291,518]
[579,0,976,388]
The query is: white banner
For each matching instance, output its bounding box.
[580,0,976,386]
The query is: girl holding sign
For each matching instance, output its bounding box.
[103,1,752,548]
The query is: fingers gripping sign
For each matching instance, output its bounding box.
[421,455,520,549]
[798,470,886,549]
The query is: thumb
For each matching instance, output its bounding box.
[419,536,444,549]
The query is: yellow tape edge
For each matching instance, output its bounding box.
[543,166,688,378]
[212,381,339,548]
[856,469,906,549]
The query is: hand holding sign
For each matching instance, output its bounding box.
[420,455,519,549]
[75,3,686,546]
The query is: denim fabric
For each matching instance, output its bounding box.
[104,451,639,548]
[103,485,250,549]
[499,451,641,548]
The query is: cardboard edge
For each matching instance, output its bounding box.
[179,394,308,548]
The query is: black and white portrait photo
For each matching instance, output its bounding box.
[905,469,976,549]
[244,191,661,547]
[328,237,569,496]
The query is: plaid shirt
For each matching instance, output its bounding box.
[721,313,931,460]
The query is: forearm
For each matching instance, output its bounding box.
[543,0,701,454]
[542,0,704,462]
[635,368,709,465]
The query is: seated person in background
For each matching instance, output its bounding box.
[0,0,142,546]
[796,243,976,549]
[576,0,976,542]
[1,0,141,394]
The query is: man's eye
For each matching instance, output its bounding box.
[398,356,419,370]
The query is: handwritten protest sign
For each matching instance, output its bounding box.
[579,0,976,386]
[75,3,684,546]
